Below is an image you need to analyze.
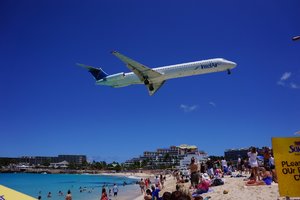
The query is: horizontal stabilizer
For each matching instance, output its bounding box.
[77,63,108,80]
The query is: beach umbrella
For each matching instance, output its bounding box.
[0,185,37,200]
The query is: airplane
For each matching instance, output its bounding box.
[292,35,300,41]
[78,51,237,95]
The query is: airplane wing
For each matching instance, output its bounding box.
[148,81,165,96]
[112,51,165,95]
[111,51,162,81]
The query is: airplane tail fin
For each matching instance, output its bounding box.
[77,63,108,80]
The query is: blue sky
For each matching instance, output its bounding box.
[1,0,300,162]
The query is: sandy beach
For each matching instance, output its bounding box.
[131,174,281,200]
[197,177,279,200]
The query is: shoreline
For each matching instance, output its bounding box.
[0,171,284,200]
[0,168,163,175]
[0,172,146,200]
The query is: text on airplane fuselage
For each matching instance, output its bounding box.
[201,62,218,69]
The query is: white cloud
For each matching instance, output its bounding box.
[209,102,216,107]
[290,83,300,89]
[277,72,300,89]
[280,72,291,81]
[180,104,198,112]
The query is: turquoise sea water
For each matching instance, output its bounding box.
[0,173,140,200]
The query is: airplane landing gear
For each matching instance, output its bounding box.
[227,69,231,75]
[149,84,154,91]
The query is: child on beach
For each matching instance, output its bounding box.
[100,188,108,200]
[108,187,111,196]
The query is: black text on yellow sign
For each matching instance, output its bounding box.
[272,137,300,197]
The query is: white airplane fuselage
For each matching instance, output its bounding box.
[97,58,236,88]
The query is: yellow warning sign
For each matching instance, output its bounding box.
[272,137,300,197]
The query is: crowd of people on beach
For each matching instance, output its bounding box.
[139,146,277,200]
[244,147,277,186]
[36,147,277,200]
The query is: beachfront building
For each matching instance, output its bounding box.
[124,144,206,169]
[177,144,198,155]
[16,164,30,171]
[57,155,86,165]
[0,155,87,167]
[49,161,69,168]
[224,148,249,161]
[179,152,208,168]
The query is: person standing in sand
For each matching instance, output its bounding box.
[200,162,205,174]
[263,147,271,168]
[65,190,72,200]
[139,178,146,194]
[269,153,277,183]
[151,185,160,200]
[206,158,214,178]
[100,188,108,200]
[248,147,260,181]
[144,178,149,189]
[113,183,118,197]
[190,157,199,188]
[160,174,164,189]
[221,158,228,173]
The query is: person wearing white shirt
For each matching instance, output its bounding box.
[248,147,259,181]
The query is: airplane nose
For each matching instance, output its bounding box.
[229,61,237,68]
